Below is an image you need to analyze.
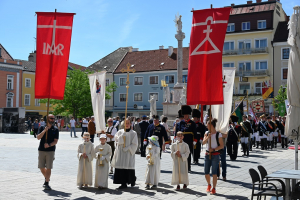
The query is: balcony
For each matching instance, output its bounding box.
[223,47,268,56]
[235,69,269,77]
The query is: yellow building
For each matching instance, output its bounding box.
[22,60,53,121]
[223,0,288,114]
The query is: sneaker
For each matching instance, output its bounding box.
[151,185,157,189]
[206,184,211,192]
[210,188,216,195]
[44,184,52,190]
[145,184,150,189]
[176,185,180,190]
[183,184,187,189]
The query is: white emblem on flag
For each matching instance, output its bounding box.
[38,20,72,56]
[191,16,227,56]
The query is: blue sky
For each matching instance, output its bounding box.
[1,0,296,67]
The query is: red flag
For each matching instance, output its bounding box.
[187,7,231,105]
[35,12,75,100]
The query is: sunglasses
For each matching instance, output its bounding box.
[108,121,113,122]
[49,118,55,120]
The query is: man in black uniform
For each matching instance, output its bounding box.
[144,115,169,158]
[258,114,268,150]
[240,115,252,156]
[175,105,195,172]
[227,118,240,161]
[248,114,255,149]
[266,116,275,149]
[279,116,288,148]
[192,109,206,164]
[139,115,149,157]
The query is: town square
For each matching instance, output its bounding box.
[1,0,300,199]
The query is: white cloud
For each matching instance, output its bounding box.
[118,14,140,43]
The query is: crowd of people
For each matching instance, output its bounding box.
[35,105,290,196]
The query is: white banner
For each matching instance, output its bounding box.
[211,67,236,133]
[88,71,106,133]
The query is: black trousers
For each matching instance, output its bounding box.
[273,137,278,147]
[261,138,267,150]
[187,143,193,171]
[33,128,39,138]
[193,141,201,161]
[107,141,115,162]
[227,141,238,160]
[140,137,146,157]
[81,127,87,137]
[90,134,95,143]
[281,137,288,148]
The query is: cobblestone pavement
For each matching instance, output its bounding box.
[0,131,298,200]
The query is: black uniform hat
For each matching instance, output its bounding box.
[267,116,272,119]
[230,115,239,123]
[192,109,201,118]
[177,110,183,118]
[181,105,192,115]
[153,115,159,120]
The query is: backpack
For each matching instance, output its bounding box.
[215,132,223,155]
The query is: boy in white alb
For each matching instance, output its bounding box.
[94,134,112,189]
[171,131,190,190]
[145,136,161,189]
[77,133,94,188]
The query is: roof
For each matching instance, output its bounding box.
[22,61,82,72]
[68,62,86,71]
[0,43,14,60]
[230,1,276,15]
[88,47,132,73]
[273,21,289,43]
[114,47,189,73]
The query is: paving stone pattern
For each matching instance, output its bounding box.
[0,131,298,200]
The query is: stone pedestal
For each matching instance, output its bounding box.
[162,102,181,127]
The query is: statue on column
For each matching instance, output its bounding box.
[174,13,182,33]
[178,86,187,106]
[164,86,170,103]
[148,95,157,117]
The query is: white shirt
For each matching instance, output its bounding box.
[82,119,88,128]
[70,119,76,127]
[105,126,117,142]
[205,131,222,150]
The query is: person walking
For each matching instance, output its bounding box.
[27,117,32,132]
[203,118,224,195]
[81,117,88,137]
[37,114,59,190]
[139,115,149,157]
[104,118,117,174]
[88,116,96,143]
[226,120,240,161]
[134,117,141,154]
[192,109,206,163]
[161,116,171,152]
[33,119,40,138]
[70,117,77,138]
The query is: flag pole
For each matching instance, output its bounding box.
[45,98,50,143]
[231,96,247,116]
[209,105,212,159]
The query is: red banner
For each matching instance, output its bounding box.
[187,7,231,105]
[35,12,75,100]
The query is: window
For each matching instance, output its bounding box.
[227,23,235,32]
[223,41,234,51]
[105,79,109,86]
[255,61,267,70]
[25,94,30,106]
[105,99,110,105]
[134,93,142,101]
[255,83,262,94]
[120,78,126,86]
[7,75,13,90]
[223,63,234,68]
[25,78,31,88]
[238,40,251,50]
[282,48,290,60]
[149,76,158,84]
[182,75,188,83]
[165,75,174,84]
[239,83,250,95]
[282,68,288,80]
[6,93,13,107]
[242,22,250,30]
[255,39,267,49]
[35,99,40,106]
[120,94,126,102]
[134,77,143,85]
[238,62,251,71]
[149,93,158,101]
[257,20,266,29]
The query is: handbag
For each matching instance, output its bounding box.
[30,130,34,135]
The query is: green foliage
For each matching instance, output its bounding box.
[41,69,118,119]
[272,85,287,111]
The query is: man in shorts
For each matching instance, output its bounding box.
[37,114,59,190]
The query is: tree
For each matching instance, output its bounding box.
[272,85,287,112]
[41,69,117,119]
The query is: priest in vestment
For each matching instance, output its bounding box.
[111,119,138,189]
[94,134,112,189]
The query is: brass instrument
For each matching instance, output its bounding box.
[98,148,104,166]
[265,131,270,136]
[148,146,154,165]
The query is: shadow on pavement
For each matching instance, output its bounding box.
[231,160,259,164]
[158,182,173,188]
[82,187,122,195]
[160,170,172,174]
[43,189,71,198]
[226,164,241,168]
[176,188,206,196]
[224,179,252,189]
[215,193,249,200]
[82,185,157,196]
[73,197,94,200]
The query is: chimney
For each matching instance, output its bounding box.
[159,45,164,50]
[231,3,235,7]
[247,1,253,4]
[256,0,262,3]
[132,48,139,52]
[168,46,174,57]
[28,51,36,62]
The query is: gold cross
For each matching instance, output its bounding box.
[121,62,135,124]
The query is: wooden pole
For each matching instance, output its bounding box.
[83,143,86,184]
[177,142,181,183]
[45,98,50,143]
[209,105,212,159]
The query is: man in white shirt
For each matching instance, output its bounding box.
[81,117,88,137]
[70,117,77,138]
[105,118,117,174]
